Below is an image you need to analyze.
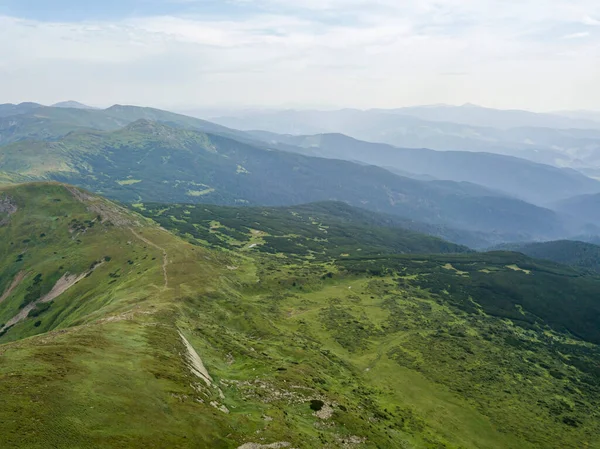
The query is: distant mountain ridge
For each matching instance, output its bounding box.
[210,106,600,172]
[553,110,600,123]
[0,119,569,245]
[380,103,600,129]
[51,101,97,109]
[0,102,248,146]
[498,240,600,272]
[2,102,600,245]
[0,102,43,118]
[553,193,600,224]
[253,131,600,205]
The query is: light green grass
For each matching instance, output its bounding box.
[506,264,532,274]
[187,188,215,197]
[116,179,142,186]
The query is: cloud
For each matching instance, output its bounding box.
[582,15,600,26]
[563,32,591,39]
[0,0,599,110]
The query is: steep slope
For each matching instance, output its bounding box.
[0,183,246,447]
[0,183,287,448]
[0,120,567,242]
[0,182,208,341]
[499,240,600,272]
[253,132,600,205]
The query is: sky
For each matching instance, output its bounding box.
[0,0,599,111]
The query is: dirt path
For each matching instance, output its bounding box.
[0,271,26,304]
[128,228,169,288]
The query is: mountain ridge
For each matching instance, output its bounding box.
[0,120,570,244]
[212,108,600,171]
[253,131,600,205]
[51,100,98,109]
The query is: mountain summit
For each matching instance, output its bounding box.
[51,100,97,109]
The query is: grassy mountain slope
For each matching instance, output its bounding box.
[0,120,567,243]
[2,183,600,448]
[254,132,600,205]
[136,197,600,448]
[498,240,600,272]
[0,183,243,447]
[137,202,600,345]
[0,182,224,341]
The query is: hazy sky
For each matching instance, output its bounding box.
[0,0,599,111]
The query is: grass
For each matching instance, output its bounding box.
[442,263,468,275]
[0,183,599,448]
[187,188,215,197]
[136,200,600,448]
[116,179,142,186]
[505,264,531,274]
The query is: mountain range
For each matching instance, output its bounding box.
[251,131,600,205]
[209,105,600,174]
[2,102,600,245]
[499,240,600,272]
[0,117,580,246]
[2,99,600,448]
[0,102,242,146]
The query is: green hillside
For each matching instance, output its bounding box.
[0,183,599,448]
[0,120,566,244]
